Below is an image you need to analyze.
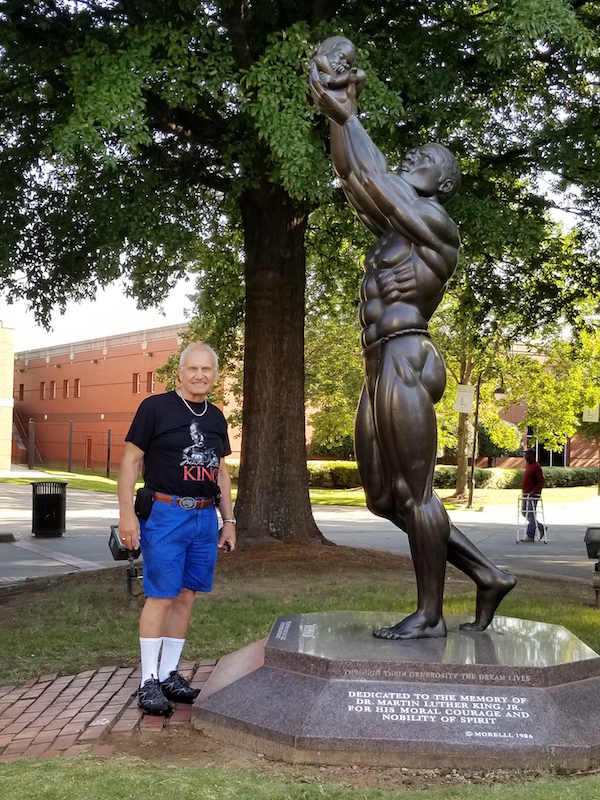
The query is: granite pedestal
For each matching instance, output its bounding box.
[192,612,600,769]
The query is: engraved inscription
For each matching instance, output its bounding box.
[345,689,533,738]
[274,620,292,640]
[341,667,532,685]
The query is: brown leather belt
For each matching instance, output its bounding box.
[362,328,430,357]
[153,492,214,510]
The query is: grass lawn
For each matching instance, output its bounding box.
[1,757,600,800]
[3,541,600,684]
[3,470,599,508]
[1,478,600,796]
[1,541,600,796]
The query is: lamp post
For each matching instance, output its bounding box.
[494,386,507,402]
[467,380,508,508]
[467,374,482,509]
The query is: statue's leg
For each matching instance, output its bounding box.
[447,525,516,631]
[360,343,449,640]
[354,385,396,518]
[375,495,448,640]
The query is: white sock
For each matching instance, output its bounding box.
[139,637,163,686]
[158,637,186,682]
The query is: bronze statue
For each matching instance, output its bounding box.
[309,44,516,640]
[308,36,366,96]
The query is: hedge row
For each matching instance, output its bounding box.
[436,466,599,490]
[226,459,599,490]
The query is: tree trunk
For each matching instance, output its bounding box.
[455,412,470,497]
[234,185,322,542]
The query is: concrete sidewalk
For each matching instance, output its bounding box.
[317,495,600,584]
[0,470,599,586]
[0,478,120,585]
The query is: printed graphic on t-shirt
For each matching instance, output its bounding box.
[180,421,220,470]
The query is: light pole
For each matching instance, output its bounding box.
[467,374,482,509]
[467,379,507,509]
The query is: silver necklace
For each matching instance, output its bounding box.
[177,390,208,417]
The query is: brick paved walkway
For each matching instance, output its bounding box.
[0,660,216,761]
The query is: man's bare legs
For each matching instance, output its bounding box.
[446,526,516,631]
[374,493,450,639]
[358,342,450,639]
[139,588,197,639]
[356,341,516,639]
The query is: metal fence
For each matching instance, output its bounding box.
[17,420,126,478]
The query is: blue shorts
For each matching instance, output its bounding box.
[139,500,219,598]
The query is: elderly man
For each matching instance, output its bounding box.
[521,447,545,541]
[118,342,236,714]
[310,51,515,640]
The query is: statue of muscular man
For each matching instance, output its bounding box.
[309,48,515,640]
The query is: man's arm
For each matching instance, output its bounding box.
[312,79,454,251]
[363,173,459,257]
[340,119,459,258]
[311,66,460,294]
[117,441,145,550]
[329,119,389,236]
[310,75,388,235]
[532,465,545,496]
[217,458,236,552]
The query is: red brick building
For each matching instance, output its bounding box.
[12,324,241,473]
[480,402,598,469]
[12,324,596,473]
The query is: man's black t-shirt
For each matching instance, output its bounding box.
[125,391,231,497]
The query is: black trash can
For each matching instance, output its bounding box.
[31,481,67,537]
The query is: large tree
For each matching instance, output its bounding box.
[430,225,600,496]
[1,1,599,541]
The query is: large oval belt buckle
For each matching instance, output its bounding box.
[179,496,197,510]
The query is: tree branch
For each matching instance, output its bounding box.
[143,90,233,146]
[477,146,531,170]
[309,0,344,27]
[221,1,252,71]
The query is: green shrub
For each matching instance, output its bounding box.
[303,462,600,490]
[225,459,240,482]
[306,461,334,488]
[307,460,361,489]
[542,466,597,488]
[432,467,517,489]
[328,462,361,488]
[479,468,522,489]
[432,466,458,488]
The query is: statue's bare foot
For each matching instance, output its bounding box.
[373,612,447,640]
[459,571,517,632]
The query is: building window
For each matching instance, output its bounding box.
[146,371,155,393]
[18,384,24,401]
[132,373,141,394]
[63,379,69,399]
[39,382,45,400]
[526,428,567,467]
[74,378,81,398]
[50,380,56,399]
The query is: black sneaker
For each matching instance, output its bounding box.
[138,677,170,715]
[160,670,200,704]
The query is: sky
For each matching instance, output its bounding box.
[0,276,196,353]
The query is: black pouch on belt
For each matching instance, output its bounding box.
[134,486,155,520]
